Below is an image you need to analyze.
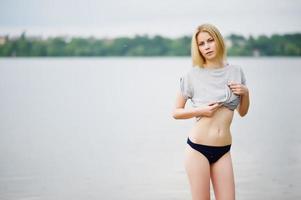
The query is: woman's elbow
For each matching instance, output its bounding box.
[172,112,178,119]
[239,112,247,117]
[238,109,248,117]
[172,109,180,119]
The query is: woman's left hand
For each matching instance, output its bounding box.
[228,81,249,96]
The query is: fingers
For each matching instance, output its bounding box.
[211,103,221,110]
[208,102,218,106]
[228,82,245,95]
[231,88,240,94]
[230,84,247,94]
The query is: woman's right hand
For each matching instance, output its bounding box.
[197,102,222,117]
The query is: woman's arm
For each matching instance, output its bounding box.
[237,91,250,117]
[172,92,221,119]
[229,82,250,117]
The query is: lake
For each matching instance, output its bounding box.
[0,57,300,200]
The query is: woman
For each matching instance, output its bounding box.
[172,23,250,200]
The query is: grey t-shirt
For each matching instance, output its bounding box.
[179,63,247,120]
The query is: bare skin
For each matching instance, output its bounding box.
[173,95,241,200]
[189,105,233,146]
[184,104,236,200]
[172,30,250,200]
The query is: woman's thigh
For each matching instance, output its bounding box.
[184,145,211,200]
[210,152,235,200]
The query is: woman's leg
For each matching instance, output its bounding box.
[210,152,235,200]
[184,145,211,200]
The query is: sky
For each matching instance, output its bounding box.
[0,0,300,39]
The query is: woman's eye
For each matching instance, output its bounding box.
[199,42,204,46]
[208,39,214,42]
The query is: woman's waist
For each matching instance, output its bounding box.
[189,125,232,146]
[191,123,231,136]
[189,107,233,145]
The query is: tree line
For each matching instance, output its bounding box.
[0,32,300,57]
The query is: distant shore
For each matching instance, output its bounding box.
[0,32,300,57]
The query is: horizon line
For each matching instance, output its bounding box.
[1,31,301,40]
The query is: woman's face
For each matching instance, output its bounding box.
[196,31,218,61]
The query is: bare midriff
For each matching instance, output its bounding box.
[188,106,234,146]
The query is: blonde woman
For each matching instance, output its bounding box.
[172,24,250,200]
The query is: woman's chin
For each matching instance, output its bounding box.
[205,54,217,60]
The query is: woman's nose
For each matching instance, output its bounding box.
[204,42,210,49]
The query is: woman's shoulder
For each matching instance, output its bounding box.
[227,64,245,74]
[182,67,198,77]
[228,64,247,84]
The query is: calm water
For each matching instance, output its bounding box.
[0,57,300,200]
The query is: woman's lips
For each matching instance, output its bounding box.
[206,51,214,55]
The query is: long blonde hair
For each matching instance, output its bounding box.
[191,23,227,68]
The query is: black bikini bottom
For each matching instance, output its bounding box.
[187,137,231,165]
